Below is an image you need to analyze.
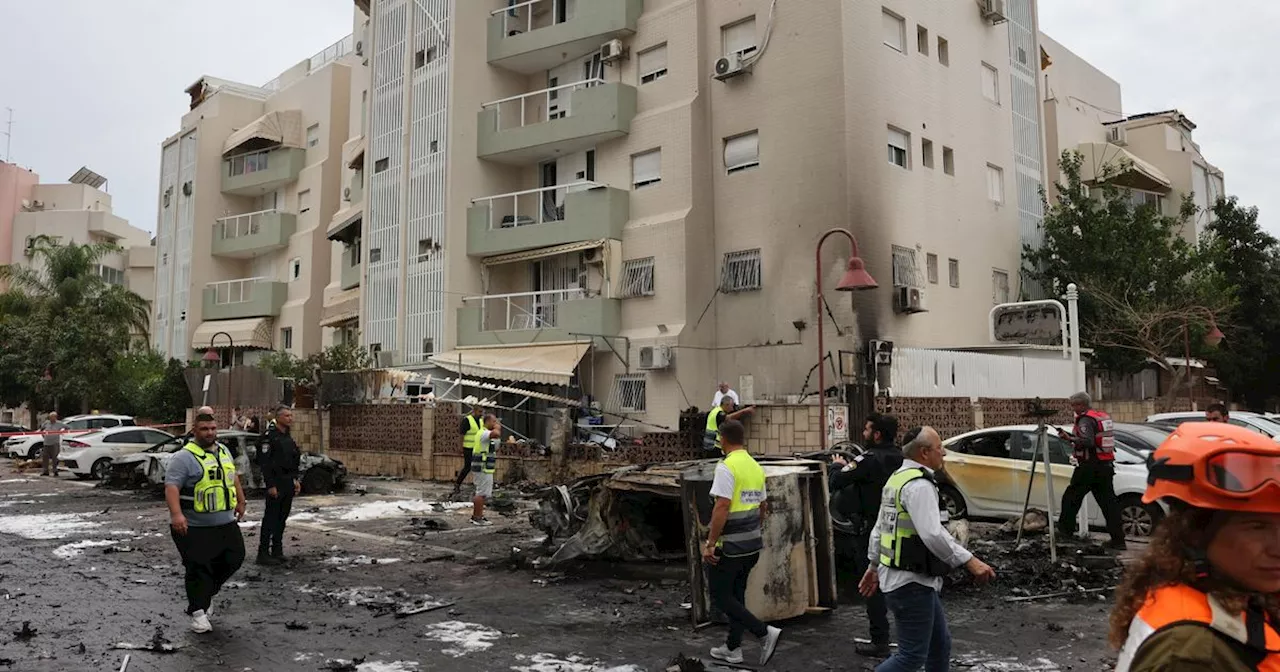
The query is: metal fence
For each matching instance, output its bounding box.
[890,348,1080,399]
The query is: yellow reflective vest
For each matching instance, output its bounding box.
[877,467,950,576]
[717,449,766,556]
[179,442,238,514]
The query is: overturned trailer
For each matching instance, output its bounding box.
[532,457,838,625]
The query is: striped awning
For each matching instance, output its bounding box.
[320,288,361,327]
[191,317,274,350]
[428,343,590,387]
[481,239,604,266]
[1076,142,1172,192]
[223,110,304,156]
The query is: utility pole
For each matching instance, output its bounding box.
[2,108,12,162]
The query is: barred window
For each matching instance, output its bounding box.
[620,257,655,298]
[612,373,647,412]
[721,249,762,292]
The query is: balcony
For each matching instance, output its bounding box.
[211,210,297,259]
[468,182,627,257]
[488,0,643,74]
[221,147,306,196]
[456,289,620,347]
[201,277,288,321]
[341,243,361,290]
[477,81,636,164]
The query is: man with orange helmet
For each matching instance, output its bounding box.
[1110,422,1280,672]
[1056,392,1127,549]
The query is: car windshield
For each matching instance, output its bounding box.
[73,431,104,441]
[1119,426,1170,451]
[147,437,185,453]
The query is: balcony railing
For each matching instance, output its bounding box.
[481,79,605,132]
[492,0,569,36]
[214,209,282,240]
[465,288,587,331]
[472,182,602,231]
[209,277,271,305]
[262,34,354,92]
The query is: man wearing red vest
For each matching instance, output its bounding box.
[1055,391,1127,549]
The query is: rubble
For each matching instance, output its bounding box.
[111,627,182,653]
[300,585,451,617]
[952,530,1126,601]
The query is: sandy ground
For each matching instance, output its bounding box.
[0,464,1117,671]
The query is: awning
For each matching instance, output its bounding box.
[428,343,590,386]
[320,288,361,327]
[343,135,367,169]
[223,110,305,156]
[1076,142,1172,192]
[191,317,274,350]
[482,239,604,267]
[327,204,363,242]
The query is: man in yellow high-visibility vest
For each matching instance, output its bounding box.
[452,405,486,496]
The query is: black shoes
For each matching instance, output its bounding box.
[256,552,283,566]
[855,642,891,658]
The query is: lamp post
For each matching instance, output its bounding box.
[816,228,878,451]
[203,332,234,419]
[1182,311,1224,406]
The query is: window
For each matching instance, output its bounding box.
[586,150,596,181]
[430,140,439,153]
[1017,46,1028,65]
[917,25,929,55]
[638,44,668,84]
[1128,189,1164,211]
[882,9,905,52]
[891,246,922,287]
[926,253,939,284]
[349,238,362,266]
[620,257,656,298]
[632,149,662,188]
[887,127,909,168]
[306,124,320,148]
[424,46,437,65]
[986,164,1004,204]
[417,237,435,263]
[981,63,1000,104]
[992,269,1010,305]
[721,249,762,292]
[948,258,960,288]
[921,138,934,169]
[298,189,312,213]
[613,374,647,412]
[937,36,949,66]
[98,265,125,286]
[369,247,382,263]
[724,131,760,174]
[942,146,955,175]
[723,17,757,59]
[369,343,382,355]
[374,158,389,173]
[290,258,302,280]
[227,150,270,176]
[952,431,1013,459]
[1016,432,1072,464]
[282,327,294,351]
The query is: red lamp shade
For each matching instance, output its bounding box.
[202,348,221,363]
[836,256,878,291]
[1204,326,1225,348]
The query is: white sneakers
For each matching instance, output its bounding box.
[189,609,212,633]
[760,626,782,665]
[710,645,744,664]
[470,517,493,526]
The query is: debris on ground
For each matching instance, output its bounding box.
[324,656,366,671]
[111,627,182,653]
[103,544,135,554]
[951,531,1125,600]
[301,585,451,617]
[285,620,310,630]
[665,653,706,672]
[999,509,1050,534]
[12,621,36,641]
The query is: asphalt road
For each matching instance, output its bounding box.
[0,464,1115,671]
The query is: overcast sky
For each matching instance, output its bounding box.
[1,2,1275,236]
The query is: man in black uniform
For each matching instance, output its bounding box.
[829,413,902,659]
[257,406,301,566]
[452,405,485,496]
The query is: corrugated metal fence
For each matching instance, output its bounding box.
[891,348,1079,399]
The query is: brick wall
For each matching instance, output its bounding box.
[743,404,841,455]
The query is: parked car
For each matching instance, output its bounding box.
[1112,422,1171,454]
[109,430,348,494]
[1147,411,1280,440]
[58,426,176,479]
[940,424,1162,537]
[3,414,136,460]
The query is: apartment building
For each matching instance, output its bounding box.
[0,163,154,313]
[1042,34,1225,245]
[151,38,355,366]
[344,0,1039,431]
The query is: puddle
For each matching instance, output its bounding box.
[0,512,101,539]
[324,555,403,566]
[955,655,1062,671]
[422,620,503,657]
[53,539,119,559]
[511,654,643,672]
[0,500,37,507]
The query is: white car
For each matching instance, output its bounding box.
[1147,411,1280,440]
[4,414,137,460]
[940,424,1161,537]
[56,426,176,479]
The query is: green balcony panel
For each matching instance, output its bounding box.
[488,0,643,74]
[468,186,628,257]
[221,147,306,196]
[477,83,637,164]
[202,280,288,321]
[340,244,362,290]
[456,296,620,347]
[211,211,297,259]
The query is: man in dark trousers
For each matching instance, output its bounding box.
[1055,392,1126,550]
[165,413,246,633]
[830,413,903,659]
[452,405,485,496]
[257,406,301,565]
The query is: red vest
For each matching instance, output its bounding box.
[1074,409,1115,462]
[1116,584,1280,672]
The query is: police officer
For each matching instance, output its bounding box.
[257,405,301,565]
[1055,391,1126,550]
[452,405,485,496]
[164,412,246,633]
[703,396,754,453]
[829,413,902,659]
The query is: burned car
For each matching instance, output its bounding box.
[108,429,347,494]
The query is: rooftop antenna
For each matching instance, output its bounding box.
[2,108,12,163]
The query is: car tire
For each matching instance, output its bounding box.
[938,484,968,519]
[26,445,41,461]
[1120,494,1162,538]
[91,458,112,481]
[301,467,334,495]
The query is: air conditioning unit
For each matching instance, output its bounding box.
[1106,125,1128,146]
[713,54,748,81]
[343,187,352,202]
[582,247,603,264]
[978,0,1007,24]
[895,286,928,314]
[355,40,364,56]
[600,39,625,64]
[869,339,895,366]
[376,350,398,368]
[31,200,44,210]
[638,345,671,370]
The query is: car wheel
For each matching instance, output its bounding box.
[301,467,335,495]
[938,484,968,519]
[1120,495,1162,538]
[91,458,112,480]
[26,445,41,461]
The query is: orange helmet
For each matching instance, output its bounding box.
[1144,422,1280,514]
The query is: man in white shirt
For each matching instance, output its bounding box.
[859,426,995,671]
[711,382,740,410]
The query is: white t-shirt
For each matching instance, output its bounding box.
[712,389,740,408]
[710,461,767,501]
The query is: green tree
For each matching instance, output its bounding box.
[255,350,314,381]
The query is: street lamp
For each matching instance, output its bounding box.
[816,228,877,451]
[1183,311,1224,402]
[204,332,234,418]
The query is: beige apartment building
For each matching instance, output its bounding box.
[1042,34,1225,245]
[151,38,356,365]
[335,0,1046,432]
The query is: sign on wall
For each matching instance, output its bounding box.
[827,406,849,446]
[992,304,1065,346]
